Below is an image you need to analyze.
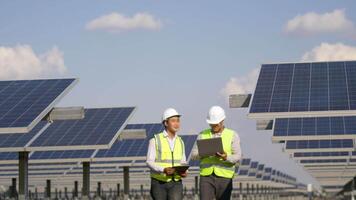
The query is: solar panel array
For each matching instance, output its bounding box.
[250,61,356,114]
[0,78,77,133]
[247,61,356,193]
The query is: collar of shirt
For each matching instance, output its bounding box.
[163,130,177,140]
[163,130,177,151]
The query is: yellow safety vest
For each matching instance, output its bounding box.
[200,128,236,178]
[151,132,185,182]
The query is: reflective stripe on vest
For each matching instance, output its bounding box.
[199,128,236,178]
[150,132,185,182]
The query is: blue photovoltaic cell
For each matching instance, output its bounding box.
[250,161,258,168]
[238,169,249,176]
[95,123,164,158]
[285,139,353,150]
[0,152,18,160]
[241,158,251,166]
[258,164,264,171]
[294,151,350,158]
[250,61,356,113]
[250,65,277,113]
[0,79,76,132]
[274,116,356,136]
[29,107,135,148]
[0,121,48,149]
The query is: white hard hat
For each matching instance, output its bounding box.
[206,106,226,124]
[162,108,181,122]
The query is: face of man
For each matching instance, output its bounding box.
[210,121,224,133]
[164,116,180,133]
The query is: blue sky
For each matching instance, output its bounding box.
[2,0,356,187]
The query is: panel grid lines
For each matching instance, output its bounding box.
[250,61,356,114]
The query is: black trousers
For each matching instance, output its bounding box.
[150,178,183,200]
[200,174,233,200]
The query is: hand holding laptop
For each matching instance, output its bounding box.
[197,137,224,157]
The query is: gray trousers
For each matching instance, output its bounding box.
[200,174,233,200]
[150,178,183,200]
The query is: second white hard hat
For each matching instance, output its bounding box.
[206,106,226,124]
[162,108,181,122]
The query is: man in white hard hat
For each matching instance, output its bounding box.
[191,106,242,200]
[146,108,188,200]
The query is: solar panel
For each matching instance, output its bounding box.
[30,150,95,161]
[300,159,348,164]
[285,139,354,150]
[28,107,135,151]
[241,158,251,166]
[274,116,356,138]
[294,151,350,158]
[0,121,48,151]
[249,61,356,118]
[0,78,77,133]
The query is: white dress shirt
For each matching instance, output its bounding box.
[146,130,187,173]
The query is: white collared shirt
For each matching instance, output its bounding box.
[146,130,187,173]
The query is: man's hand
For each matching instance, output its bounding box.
[163,167,176,175]
[216,151,227,161]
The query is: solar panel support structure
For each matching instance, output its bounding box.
[117,183,121,198]
[123,166,130,200]
[118,129,147,140]
[194,176,198,196]
[11,178,17,199]
[82,162,90,200]
[256,120,273,130]
[97,182,101,197]
[64,187,68,199]
[46,180,51,200]
[74,181,78,199]
[18,152,28,200]
[229,94,252,108]
[45,107,85,122]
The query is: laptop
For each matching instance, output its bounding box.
[197,137,224,157]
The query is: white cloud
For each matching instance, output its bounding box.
[221,68,259,98]
[285,9,355,36]
[302,42,356,61]
[0,45,67,80]
[86,12,162,33]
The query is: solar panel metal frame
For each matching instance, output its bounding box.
[0,78,78,134]
[248,61,356,119]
